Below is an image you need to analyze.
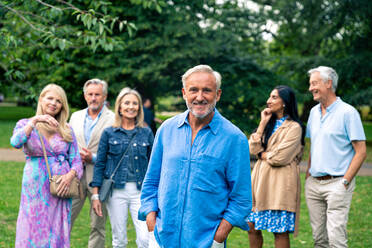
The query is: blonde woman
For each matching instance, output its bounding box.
[10,84,83,248]
[91,87,154,248]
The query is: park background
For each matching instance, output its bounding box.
[0,0,371,247]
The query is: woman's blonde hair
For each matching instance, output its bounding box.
[36,84,72,142]
[113,87,145,128]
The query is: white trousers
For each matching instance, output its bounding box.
[305,176,355,248]
[147,231,224,248]
[106,182,149,248]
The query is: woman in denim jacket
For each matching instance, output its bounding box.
[90,87,154,248]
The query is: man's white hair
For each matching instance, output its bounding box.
[181,65,221,90]
[308,66,338,92]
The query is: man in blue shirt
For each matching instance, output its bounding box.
[139,65,252,248]
[305,66,366,248]
[70,79,115,248]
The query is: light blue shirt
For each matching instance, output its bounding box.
[84,106,105,163]
[139,109,252,248]
[306,97,365,177]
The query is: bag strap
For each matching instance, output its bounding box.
[37,129,52,181]
[109,132,137,179]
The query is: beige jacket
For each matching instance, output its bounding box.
[249,120,303,235]
[69,106,114,191]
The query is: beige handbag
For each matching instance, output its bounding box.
[38,130,82,199]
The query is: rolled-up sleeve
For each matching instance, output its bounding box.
[223,135,252,230]
[138,130,163,221]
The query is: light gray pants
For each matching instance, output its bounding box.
[71,170,108,248]
[305,176,355,248]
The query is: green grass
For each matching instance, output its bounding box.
[1,161,371,247]
[364,122,372,141]
[0,106,34,121]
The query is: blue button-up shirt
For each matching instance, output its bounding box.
[139,109,252,248]
[84,106,105,163]
[306,97,366,177]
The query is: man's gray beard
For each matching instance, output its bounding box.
[88,102,103,112]
[186,99,216,119]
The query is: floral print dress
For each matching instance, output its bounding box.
[10,119,83,248]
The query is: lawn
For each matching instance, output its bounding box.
[1,161,371,247]
[2,106,371,162]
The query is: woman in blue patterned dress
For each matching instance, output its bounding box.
[247,85,305,248]
[10,84,83,248]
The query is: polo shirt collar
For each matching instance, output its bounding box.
[318,97,341,114]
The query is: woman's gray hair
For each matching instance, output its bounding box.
[308,66,338,92]
[83,78,108,96]
[181,65,222,90]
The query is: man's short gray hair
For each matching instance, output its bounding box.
[83,78,108,96]
[181,65,222,90]
[308,66,338,92]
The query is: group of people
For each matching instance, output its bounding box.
[11,64,366,248]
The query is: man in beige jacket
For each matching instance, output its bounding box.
[70,79,115,248]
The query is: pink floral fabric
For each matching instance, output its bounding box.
[11,119,83,248]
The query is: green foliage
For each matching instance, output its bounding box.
[251,0,372,117]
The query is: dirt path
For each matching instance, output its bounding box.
[1,148,372,176]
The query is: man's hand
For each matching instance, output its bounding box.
[80,147,93,163]
[146,211,157,232]
[92,199,103,217]
[213,218,233,243]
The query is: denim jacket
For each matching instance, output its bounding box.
[90,126,154,190]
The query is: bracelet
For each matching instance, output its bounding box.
[91,194,99,201]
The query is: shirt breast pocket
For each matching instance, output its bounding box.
[108,139,122,155]
[192,154,226,194]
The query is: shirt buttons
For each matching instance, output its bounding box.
[135,156,138,160]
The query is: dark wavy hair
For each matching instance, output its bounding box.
[262,85,305,149]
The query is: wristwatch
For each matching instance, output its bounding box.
[341,178,350,186]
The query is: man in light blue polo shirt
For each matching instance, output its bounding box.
[305,66,366,248]
[139,65,252,248]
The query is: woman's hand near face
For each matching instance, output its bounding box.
[254,108,272,137]
[24,115,59,136]
[34,115,59,127]
[260,108,272,124]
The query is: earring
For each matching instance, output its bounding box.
[283,105,285,108]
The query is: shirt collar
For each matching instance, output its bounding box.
[318,97,341,113]
[177,109,220,135]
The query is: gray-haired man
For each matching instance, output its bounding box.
[305,66,366,247]
[70,79,115,247]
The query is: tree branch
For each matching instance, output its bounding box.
[0,2,48,34]
[35,0,62,10]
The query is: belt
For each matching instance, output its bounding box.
[314,175,343,180]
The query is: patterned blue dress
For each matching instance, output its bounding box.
[248,116,296,233]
